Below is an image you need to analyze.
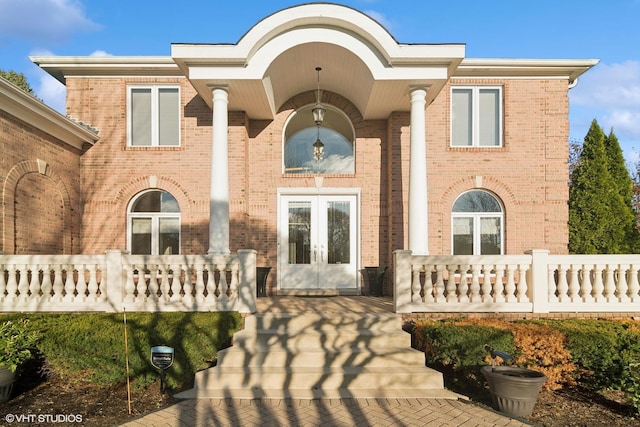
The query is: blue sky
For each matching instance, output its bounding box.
[1,0,639,164]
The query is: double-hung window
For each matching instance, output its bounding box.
[128,85,180,147]
[451,86,502,147]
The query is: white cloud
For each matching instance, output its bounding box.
[0,0,100,44]
[570,60,640,160]
[90,50,112,57]
[28,49,65,113]
[37,71,66,114]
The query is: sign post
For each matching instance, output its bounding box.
[150,346,174,393]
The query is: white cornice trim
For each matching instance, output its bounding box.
[0,77,99,150]
[30,56,181,83]
[455,58,600,83]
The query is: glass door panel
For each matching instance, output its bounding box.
[279,194,358,291]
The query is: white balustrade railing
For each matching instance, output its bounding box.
[0,250,257,313]
[394,249,640,314]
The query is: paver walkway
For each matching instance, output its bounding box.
[119,397,531,426]
[120,297,531,426]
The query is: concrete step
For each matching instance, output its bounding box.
[176,386,463,400]
[245,313,403,332]
[216,346,426,368]
[179,366,445,398]
[231,328,411,350]
[176,312,454,400]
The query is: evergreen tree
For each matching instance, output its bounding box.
[569,120,636,253]
[0,70,37,97]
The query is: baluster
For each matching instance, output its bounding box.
[481,265,493,303]
[581,265,594,303]
[458,265,469,303]
[17,264,30,302]
[517,264,529,303]
[469,265,481,302]
[123,265,136,303]
[160,264,171,302]
[182,264,194,305]
[603,265,616,302]
[169,264,182,302]
[592,265,604,302]
[556,264,568,302]
[206,264,217,302]
[445,265,457,303]
[63,266,76,302]
[5,265,18,301]
[87,266,99,302]
[52,266,64,302]
[76,265,88,301]
[493,265,505,303]
[567,265,580,302]
[29,264,41,301]
[228,262,239,300]
[434,265,445,302]
[504,265,516,302]
[627,265,640,302]
[195,264,206,303]
[41,268,53,302]
[218,263,229,303]
[411,265,422,302]
[147,265,159,301]
[423,265,435,303]
[618,264,630,303]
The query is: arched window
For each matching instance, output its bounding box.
[452,190,503,255]
[128,190,180,255]
[283,105,355,174]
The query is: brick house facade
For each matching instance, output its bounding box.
[14,4,596,295]
[0,77,98,255]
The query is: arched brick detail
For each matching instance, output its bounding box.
[280,90,364,125]
[439,176,518,213]
[2,160,74,254]
[115,175,194,220]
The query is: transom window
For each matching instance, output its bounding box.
[128,190,180,255]
[127,85,180,147]
[451,86,502,147]
[283,105,355,174]
[452,190,503,255]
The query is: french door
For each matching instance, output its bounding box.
[279,193,358,291]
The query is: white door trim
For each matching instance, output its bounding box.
[277,187,361,295]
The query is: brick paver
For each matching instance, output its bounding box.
[119,398,531,427]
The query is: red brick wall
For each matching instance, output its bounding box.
[0,110,82,254]
[66,76,570,289]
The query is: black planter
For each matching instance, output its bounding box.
[0,365,15,403]
[481,365,547,418]
[256,267,271,297]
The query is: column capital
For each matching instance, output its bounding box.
[409,86,428,97]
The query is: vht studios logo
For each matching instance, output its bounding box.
[4,413,83,423]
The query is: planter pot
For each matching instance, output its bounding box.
[0,365,16,403]
[481,365,547,418]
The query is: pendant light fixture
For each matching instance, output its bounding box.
[312,66,325,161]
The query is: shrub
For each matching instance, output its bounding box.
[3,312,242,391]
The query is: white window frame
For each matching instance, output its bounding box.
[450,86,503,148]
[126,190,181,255]
[451,191,504,255]
[127,84,181,147]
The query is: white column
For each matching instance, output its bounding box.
[208,87,230,254]
[409,88,428,255]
